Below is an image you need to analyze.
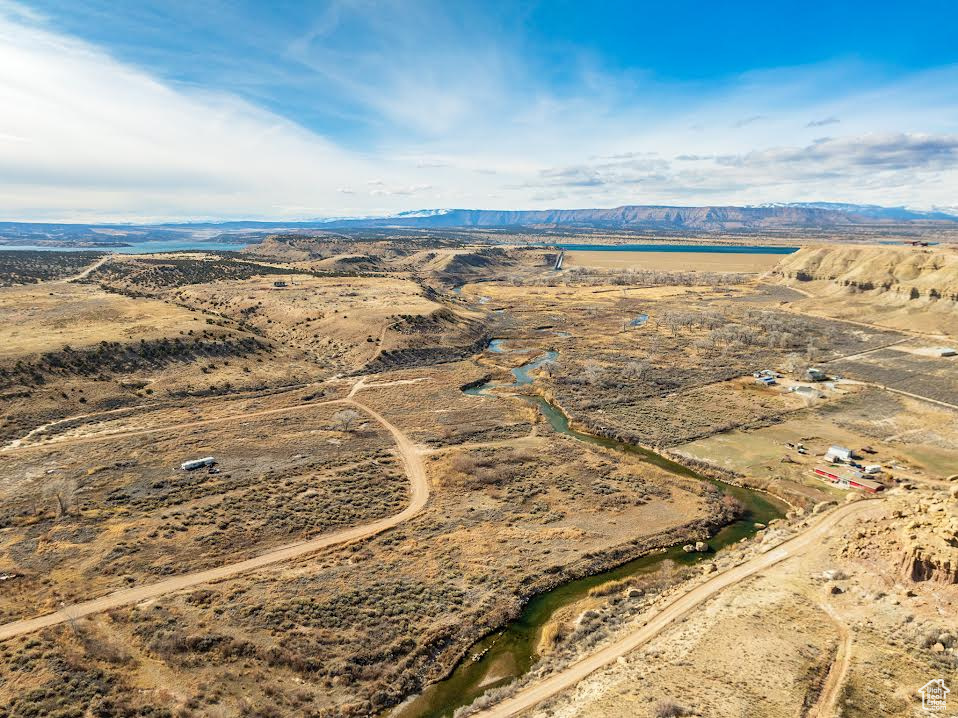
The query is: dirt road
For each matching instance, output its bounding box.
[64,254,111,282]
[822,336,911,363]
[840,379,958,411]
[0,397,429,642]
[806,602,852,718]
[471,499,876,718]
[2,396,348,453]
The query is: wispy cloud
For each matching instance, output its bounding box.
[715,133,958,171]
[0,6,436,220]
[370,184,433,196]
[806,116,841,127]
[733,114,767,128]
[521,133,958,205]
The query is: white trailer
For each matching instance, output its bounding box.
[180,457,216,471]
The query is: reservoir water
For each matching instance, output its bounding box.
[0,241,797,255]
[0,240,251,254]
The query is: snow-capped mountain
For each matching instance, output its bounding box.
[754,202,958,221]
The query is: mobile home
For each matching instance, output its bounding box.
[181,457,216,471]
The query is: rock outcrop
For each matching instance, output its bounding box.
[898,498,958,584]
[901,548,958,583]
[770,245,958,303]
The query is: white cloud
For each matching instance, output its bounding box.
[0,6,458,221]
[526,133,958,208]
[369,184,432,196]
[806,116,840,128]
[1,4,957,220]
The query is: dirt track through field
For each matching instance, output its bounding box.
[0,397,429,642]
[471,499,877,718]
[807,602,852,718]
[64,255,111,282]
[841,379,958,411]
[2,396,345,453]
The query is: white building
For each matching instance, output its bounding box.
[825,446,854,463]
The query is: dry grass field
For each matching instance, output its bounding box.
[0,375,724,717]
[674,388,958,503]
[0,282,201,359]
[0,238,954,718]
[173,274,450,370]
[565,249,785,273]
[0,271,323,447]
[464,278,902,463]
[0,398,403,623]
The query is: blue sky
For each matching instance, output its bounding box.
[1,0,957,221]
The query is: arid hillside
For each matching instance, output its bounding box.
[771,245,958,301]
[246,234,549,286]
[1,237,956,718]
[768,245,958,335]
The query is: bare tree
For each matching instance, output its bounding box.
[582,362,604,385]
[621,359,649,380]
[659,311,681,337]
[332,408,361,433]
[782,353,804,374]
[45,478,77,518]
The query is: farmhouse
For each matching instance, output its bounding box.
[813,466,884,493]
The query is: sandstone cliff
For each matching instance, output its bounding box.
[898,494,958,584]
[770,245,958,302]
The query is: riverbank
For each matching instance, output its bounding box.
[460,497,883,718]
[531,386,800,511]
[390,349,786,718]
[390,507,746,718]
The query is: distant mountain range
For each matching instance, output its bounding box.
[752,202,958,222]
[2,203,957,245]
[308,204,958,230]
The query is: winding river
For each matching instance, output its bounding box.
[393,346,785,718]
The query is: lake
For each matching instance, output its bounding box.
[0,241,798,256]
[0,240,251,254]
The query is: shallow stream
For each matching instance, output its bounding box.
[393,346,784,718]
